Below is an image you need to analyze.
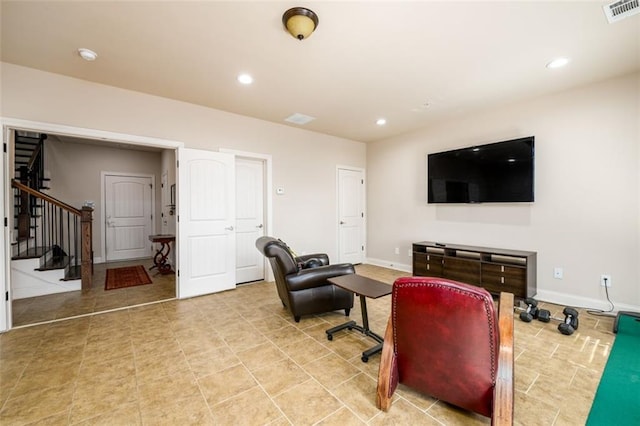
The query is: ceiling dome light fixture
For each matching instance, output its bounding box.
[376,118,387,126]
[282,7,319,40]
[546,57,570,69]
[77,48,98,61]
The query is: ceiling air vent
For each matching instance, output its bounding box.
[603,0,640,23]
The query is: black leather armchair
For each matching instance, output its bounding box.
[256,236,355,322]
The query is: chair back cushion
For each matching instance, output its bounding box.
[392,277,498,418]
[255,237,299,275]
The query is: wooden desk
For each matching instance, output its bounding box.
[149,234,175,274]
[325,274,392,362]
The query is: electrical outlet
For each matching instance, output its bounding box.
[601,274,612,287]
[394,247,400,255]
[554,267,563,279]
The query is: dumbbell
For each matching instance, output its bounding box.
[537,307,579,335]
[558,307,579,335]
[518,298,539,322]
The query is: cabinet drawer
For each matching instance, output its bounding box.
[444,257,480,285]
[426,254,444,277]
[414,264,428,275]
[413,252,427,275]
[413,252,427,263]
[482,264,527,296]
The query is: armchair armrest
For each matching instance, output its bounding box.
[296,253,330,266]
[285,263,355,291]
[492,291,514,426]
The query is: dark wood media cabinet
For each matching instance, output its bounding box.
[412,241,536,300]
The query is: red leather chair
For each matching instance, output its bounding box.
[376,277,514,425]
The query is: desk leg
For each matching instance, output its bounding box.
[325,294,384,363]
[357,294,384,362]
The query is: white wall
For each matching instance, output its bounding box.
[0,62,366,261]
[367,72,640,311]
[160,149,177,237]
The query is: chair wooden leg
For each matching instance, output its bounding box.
[294,315,301,322]
[493,291,515,425]
[344,308,350,317]
[376,316,395,411]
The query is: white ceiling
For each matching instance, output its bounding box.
[1,1,639,143]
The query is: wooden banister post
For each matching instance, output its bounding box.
[81,206,94,291]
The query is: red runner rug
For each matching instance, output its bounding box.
[105,265,153,290]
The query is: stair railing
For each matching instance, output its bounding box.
[11,180,93,290]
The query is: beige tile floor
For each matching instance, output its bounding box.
[11,259,176,327]
[0,264,615,425]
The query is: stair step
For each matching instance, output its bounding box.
[36,255,70,271]
[62,265,82,281]
[11,246,48,260]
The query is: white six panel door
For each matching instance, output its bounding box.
[338,168,365,264]
[104,174,153,261]
[178,148,236,298]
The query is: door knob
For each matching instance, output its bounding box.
[340,221,346,225]
[256,224,263,228]
[225,226,234,231]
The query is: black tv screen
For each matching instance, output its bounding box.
[427,136,534,203]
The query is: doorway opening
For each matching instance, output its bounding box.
[2,119,181,330]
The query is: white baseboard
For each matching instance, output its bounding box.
[535,289,639,313]
[364,258,639,313]
[365,257,412,273]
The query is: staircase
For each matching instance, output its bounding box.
[10,131,93,299]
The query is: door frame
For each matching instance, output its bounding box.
[336,165,367,264]
[220,148,273,282]
[0,117,183,332]
[101,171,156,263]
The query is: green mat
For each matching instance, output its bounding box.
[586,314,640,425]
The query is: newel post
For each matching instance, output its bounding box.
[81,206,94,291]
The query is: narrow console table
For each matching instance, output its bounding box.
[412,241,536,301]
[149,234,175,274]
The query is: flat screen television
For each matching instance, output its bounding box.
[427,136,534,203]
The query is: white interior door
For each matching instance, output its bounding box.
[235,158,265,283]
[178,148,236,298]
[338,167,365,264]
[105,174,153,262]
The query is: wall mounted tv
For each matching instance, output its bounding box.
[427,136,534,204]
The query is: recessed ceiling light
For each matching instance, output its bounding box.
[77,48,98,61]
[546,57,570,69]
[237,73,253,85]
[376,118,387,126]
